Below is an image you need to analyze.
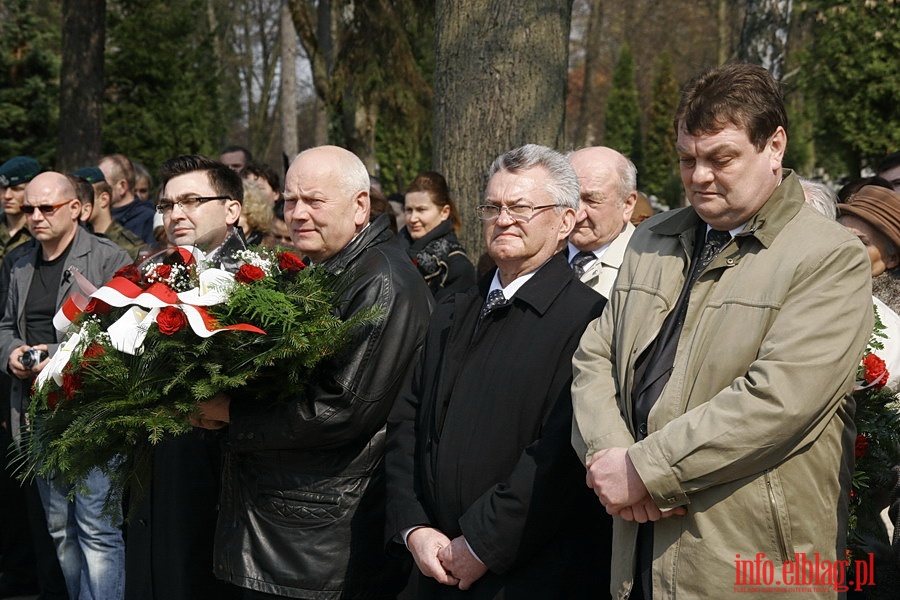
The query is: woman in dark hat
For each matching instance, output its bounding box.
[838,185,900,598]
[838,185,900,314]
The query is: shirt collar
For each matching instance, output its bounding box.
[487,263,542,301]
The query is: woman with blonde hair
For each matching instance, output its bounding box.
[239,179,274,246]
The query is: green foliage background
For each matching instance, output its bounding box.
[604,45,643,173]
[642,52,681,207]
[0,0,60,167]
[0,1,896,182]
[103,0,235,170]
[796,0,900,176]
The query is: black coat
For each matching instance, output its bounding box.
[386,251,613,599]
[125,230,249,600]
[399,221,476,302]
[215,215,434,598]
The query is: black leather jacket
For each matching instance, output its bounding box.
[215,215,433,598]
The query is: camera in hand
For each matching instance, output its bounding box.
[20,347,48,369]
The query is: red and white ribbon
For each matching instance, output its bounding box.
[53,258,265,356]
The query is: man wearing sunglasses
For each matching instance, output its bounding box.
[0,171,131,600]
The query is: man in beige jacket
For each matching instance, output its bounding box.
[567,146,638,300]
[572,63,873,599]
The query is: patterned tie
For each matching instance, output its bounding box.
[479,289,508,321]
[693,228,731,279]
[570,251,596,278]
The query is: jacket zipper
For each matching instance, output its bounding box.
[764,471,790,564]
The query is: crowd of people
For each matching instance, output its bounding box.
[0,62,898,600]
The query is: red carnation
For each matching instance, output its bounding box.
[862,353,889,389]
[277,252,305,272]
[115,264,142,284]
[154,264,172,279]
[62,371,83,401]
[82,343,105,359]
[85,298,111,315]
[235,264,266,284]
[855,434,870,459]
[156,306,188,335]
[47,390,63,410]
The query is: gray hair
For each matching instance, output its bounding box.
[616,156,638,205]
[799,177,837,220]
[487,144,580,211]
[338,160,371,199]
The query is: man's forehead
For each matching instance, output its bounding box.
[676,125,754,155]
[577,166,615,192]
[163,171,215,196]
[25,174,72,202]
[285,163,340,198]
[485,168,548,200]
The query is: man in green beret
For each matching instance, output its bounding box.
[0,156,40,261]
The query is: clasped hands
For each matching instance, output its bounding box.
[407,527,488,591]
[586,447,686,522]
[189,393,231,430]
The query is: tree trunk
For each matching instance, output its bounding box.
[434,0,573,257]
[280,1,299,162]
[573,0,606,148]
[343,95,378,173]
[56,0,105,171]
[717,0,729,65]
[738,0,792,79]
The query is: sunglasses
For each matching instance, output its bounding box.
[22,199,75,215]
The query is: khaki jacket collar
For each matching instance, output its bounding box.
[649,169,803,250]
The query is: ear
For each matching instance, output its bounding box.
[80,202,93,223]
[353,190,370,227]
[439,204,451,221]
[224,199,242,227]
[557,207,577,241]
[622,192,638,222]
[68,200,82,221]
[768,126,787,169]
[98,191,111,210]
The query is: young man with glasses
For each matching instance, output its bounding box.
[126,154,245,600]
[386,144,614,597]
[157,155,243,255]
[0,171,131,600]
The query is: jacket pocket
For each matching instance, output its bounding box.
[257,487,345,525]
[763,469,795,564]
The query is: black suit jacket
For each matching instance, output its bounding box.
[386,251,613,599]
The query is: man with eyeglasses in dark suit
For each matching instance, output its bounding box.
[386,144,614,599]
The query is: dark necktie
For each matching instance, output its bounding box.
[631,224,731,600]
[479,289,508,320]
[570,251,596,278]
[691,228,731,284]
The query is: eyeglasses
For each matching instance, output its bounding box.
[156,195,229,214]
[22,199,75,215]
[474,203,559,222]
